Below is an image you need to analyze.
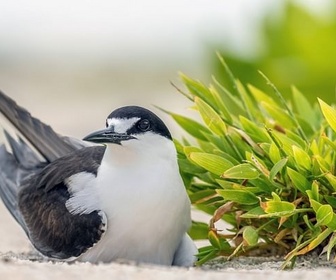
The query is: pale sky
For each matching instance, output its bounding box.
[0,0,331,62]
[0,0,281,62]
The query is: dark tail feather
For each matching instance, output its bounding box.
[0,91,77,162]
[0,132,48,231]
[0,144,30,232]
[4,130,43,170]
[0,91,87,233]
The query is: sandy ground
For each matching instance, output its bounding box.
[2,258,335,280]
[1,201,336,280]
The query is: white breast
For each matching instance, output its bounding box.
[75,141,191,265]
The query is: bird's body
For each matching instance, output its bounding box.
[68,141,191,265]
[0,91,197,266]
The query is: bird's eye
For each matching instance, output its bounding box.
[138,119,151,131]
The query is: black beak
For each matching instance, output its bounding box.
[83,128,136,144]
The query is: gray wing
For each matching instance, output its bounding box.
[18,146,107,260]
[0,90,83,162]
[0,91,87,230]
[0,133,43,230]
[0,90,106,259]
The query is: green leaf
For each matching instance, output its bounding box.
[236,80,258,120]
[239,116,270,143]
[180,73,215,106]
[189,190,217,204]
[217,189,259,205]
[271,192,281,201]
[322,136,336,151]
[189,221,209,240]
[209,84,233,124]
[261,102,294,128]
[234,128,264,155]
[189,152,234,176]
[296,228,334,256]
[292,145,311,170]
[318,98,336,133]
[243,226,259,246]
[184,146,203,157]
[208,230,230,250]
[303,215,315,231]
[309,140,320,156]
[316,204,333,226]
[249,178,274,193]
[222,163,260,179]
[195,97,227,136]
[195,249,219,266]
[246,152,269,177]
[178,158,206,174]
[170,113,210,141]
[306,181,320,202]
[324,195,336,208]
[269,158,288,181]
[292,86,314,124]
[248,84,278,107]
[213,77,246,117]
[263,201,296,216]
[325,173,336,191]
[240,206,266,218]
[274,132,301,156]
[286,130,307,149]
[269,142,282,164]
[309,200,336,230]
[309,199,322,213]
[326,234,336,261]
[296,116,315,136]
[287,167,311,193]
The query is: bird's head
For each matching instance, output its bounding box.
[83,106,174,158]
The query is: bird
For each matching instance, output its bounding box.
[0,91,198,266]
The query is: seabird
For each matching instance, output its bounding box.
[0,91,197,266]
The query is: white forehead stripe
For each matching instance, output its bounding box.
[106,117,140,133]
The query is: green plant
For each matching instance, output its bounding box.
[168,54,336,269]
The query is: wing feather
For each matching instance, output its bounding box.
[18,146,107,260]
[0,91,78,162]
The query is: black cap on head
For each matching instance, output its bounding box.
[107,106,172,140]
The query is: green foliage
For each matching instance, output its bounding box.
[170,56,336,268]
[212,2,336,104]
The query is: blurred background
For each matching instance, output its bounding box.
[0,0,335,139]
